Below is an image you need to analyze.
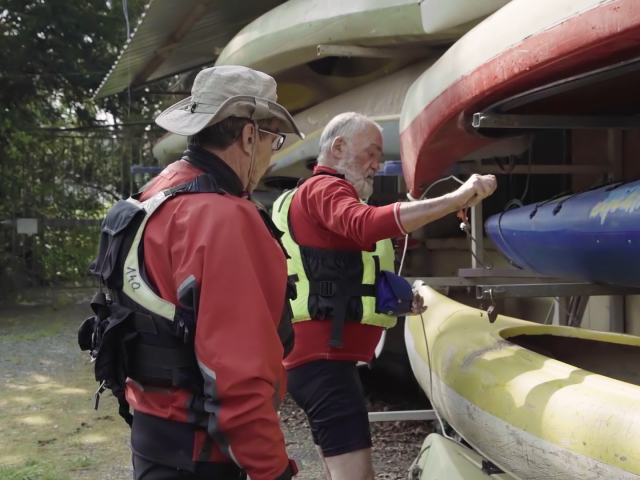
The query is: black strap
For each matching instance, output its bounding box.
[329,297,347,349]
[373,255,380,277]
[118,397,133,427]
[294,170,345,190]
[131,345,196,369]
[308,281,377,349]
[128,362,175,384]
[131,173,225,202]
[132,313,157,334]
[164,173,225,197]
[312,171,346,180]
[308,281,376,298]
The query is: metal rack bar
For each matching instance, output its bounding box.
[482,55,640,114]
[368,410,436,423]
[406,276,560,288]
[452,164,614,176]
[458,268,555,279]
[472,113,640,130]
[471,54,640,134]
[476,283,640,299]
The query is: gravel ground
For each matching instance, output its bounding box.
[280,394,432,480]
[0,290,431,480]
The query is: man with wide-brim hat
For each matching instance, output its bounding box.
[124,65,303,480]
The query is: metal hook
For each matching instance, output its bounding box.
[487,288,498,323]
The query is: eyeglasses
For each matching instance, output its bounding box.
[258,128,286,151]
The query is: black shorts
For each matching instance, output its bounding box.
[286,360,371,457]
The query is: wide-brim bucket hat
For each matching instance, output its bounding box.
[155,65,304,139]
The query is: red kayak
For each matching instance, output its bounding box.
[400,0,640,198]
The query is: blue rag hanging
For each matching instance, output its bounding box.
[376,270,414,317]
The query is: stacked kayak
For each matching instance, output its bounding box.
[485,180,640,287]
[400,0,640,198]
[405,284,640,480]
[216,0,510,113]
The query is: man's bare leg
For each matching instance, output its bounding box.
[315,445,333,480]
[323,448,374,480]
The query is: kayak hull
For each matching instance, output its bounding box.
[216,0,509,114]
[400,0,640,197]
[485,180,640,286]
[405,285,640,479]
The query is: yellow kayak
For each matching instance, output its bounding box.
[413,433,515,480]
[405,284,640,480]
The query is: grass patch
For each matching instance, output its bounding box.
[0,459,68,480]
[0,317,66,342]
[0,302,88,342]
[0,370,131,479]
[0,287,94,308]
[0,306,132,479]
[0,309,67,342]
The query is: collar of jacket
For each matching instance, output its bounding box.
[182,144,244,197]
[312,165,346,179]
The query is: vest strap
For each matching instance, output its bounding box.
[164,173,224,197]
[132,313,157,334]
[308,281,377,348]
[118,397,133,426]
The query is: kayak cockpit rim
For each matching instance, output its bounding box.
[499,325,640,387]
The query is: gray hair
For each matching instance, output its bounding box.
[317,112,382,164]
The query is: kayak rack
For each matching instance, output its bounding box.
[476,283,640,300]
[471,54,640,136]
[405,275,640,296]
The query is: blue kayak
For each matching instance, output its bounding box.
[485,180,640,287]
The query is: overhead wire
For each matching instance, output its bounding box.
[398,175,465,276]
[121,0,132,116]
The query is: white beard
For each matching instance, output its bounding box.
[335,157,374,200]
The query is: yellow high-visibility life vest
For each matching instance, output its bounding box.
[272,186,397,347]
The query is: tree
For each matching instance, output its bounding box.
[0,0,169,292]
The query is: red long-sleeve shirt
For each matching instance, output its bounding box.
[125,160,289,480]
[283,166,405,370]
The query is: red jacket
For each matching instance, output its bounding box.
[125,159,289,480]
[283,166,405,369]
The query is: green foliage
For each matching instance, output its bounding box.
[0,0,150,128]
[0,0,170,294]
[0,129,162,291]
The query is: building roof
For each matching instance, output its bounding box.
[93,0,285,99]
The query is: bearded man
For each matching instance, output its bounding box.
[271,112,497,480]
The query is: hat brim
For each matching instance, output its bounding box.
[155,95,305,139]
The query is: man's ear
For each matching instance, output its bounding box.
[331,136,345,159]
[240,122,256,155]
